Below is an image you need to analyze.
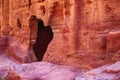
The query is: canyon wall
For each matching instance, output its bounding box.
[0,0,120,69]
[0,0,2,35]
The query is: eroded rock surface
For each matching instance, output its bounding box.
[106,31,120,62]
[0,54,120,80]
[85,61,120,80]
[0,54,82,80]
[0,36,33,63]
[0,0,120,73]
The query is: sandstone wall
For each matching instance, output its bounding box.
[0,0,120,70]
[0,1,2,35]
[44,0,120,69]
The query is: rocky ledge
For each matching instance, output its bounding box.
[0,54,120,80]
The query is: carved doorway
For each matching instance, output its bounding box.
[29,16,53,61]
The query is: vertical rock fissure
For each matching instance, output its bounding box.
[33,19,53,61]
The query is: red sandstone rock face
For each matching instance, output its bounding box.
[0,36,36,63]
[107,31,120,53]
[0,0,120,70]
[0,36,9,53]
[106,31,120,62]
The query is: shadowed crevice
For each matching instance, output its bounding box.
[33,19,53,61]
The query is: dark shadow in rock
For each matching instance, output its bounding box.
[33,19,53,61]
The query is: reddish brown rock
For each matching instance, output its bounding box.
[106,31,120,53]
[0,36,9,53]
[106,31,120,62]
[0,0,120,70]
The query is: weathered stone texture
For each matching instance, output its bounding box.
[106,31,120,62]
[0,55,120,80]
[0,0,120,70]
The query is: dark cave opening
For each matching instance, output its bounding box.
[33,19,53,61]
